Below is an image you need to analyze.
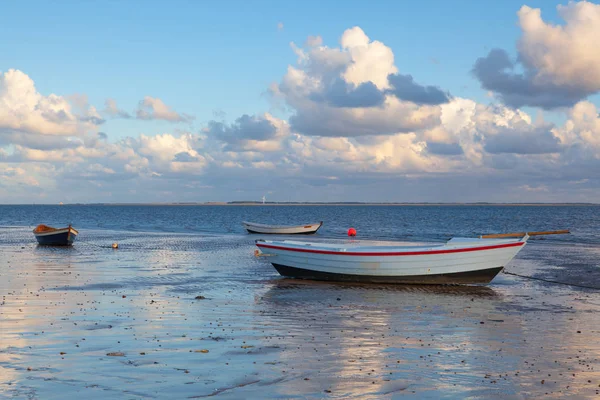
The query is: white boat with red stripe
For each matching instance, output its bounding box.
[254,235,529,285]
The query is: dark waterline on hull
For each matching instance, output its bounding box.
[271,263,505,285]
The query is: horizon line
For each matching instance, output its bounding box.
[1,201,599,206]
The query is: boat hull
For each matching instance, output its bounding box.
[246,228,320,235]
[243,221,323,235]
[256,238,526,285]
[34,227,78,246]
[272,263,504,284]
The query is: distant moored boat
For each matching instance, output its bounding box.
[242,221,323,235]
[33,224,78,246]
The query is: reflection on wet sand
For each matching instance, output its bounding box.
[254,276,600,398]
[256,279,517,398]
[265,278,501,297]
[1,246,79,398]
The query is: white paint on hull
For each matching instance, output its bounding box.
[242,221,322,234]
[256,237,527,278]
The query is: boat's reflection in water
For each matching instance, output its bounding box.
[264,278,500,297]
[254,278,525,398]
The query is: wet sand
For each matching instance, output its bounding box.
[1,228,599,399]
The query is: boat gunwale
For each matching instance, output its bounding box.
[256,240,525,257]
[33,226,79,236]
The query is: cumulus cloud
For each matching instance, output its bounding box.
[205,113,288,152]
[3,96,600,203]
[518,3,600,89]
[305,35,322,47]
[555,101,600,152]
[273,27,448,137]
[0,69,96,136]
[340,27,397,89]
[519,184,549,193]
[310,78,385,108]
[207,114,277,142]
[0,165,46,202]
[386,73,451,105]
[0,68,103,178]
[104,97,192,123]
[1,133,83,151]
[483,124,562,155]
[0,166,40,187]
[472,48,584,109]
[473,2,600,109]
[79,106,105,125]
[136,96,193,122]
[69,94,106,125]
[104,98,132,119]
[426,142,463,156]
[288,99,440,137]
[485,125,561,154]
[133,133,206,171]
[3,19,600,203]
[437,98,566,160]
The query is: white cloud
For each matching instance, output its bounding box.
[473,1,600,108]
[3,16,600,203]
[274,27,448,137]
[0,69,96,136]
[104,98,132,118]
[519,184,549,192]
[556,100,600,151]
[340,26,397,90]
[136,132,205,168]
[518,2,600,90]
[0,166,39,186]
[136,96,193,122]
[305,35,322,47]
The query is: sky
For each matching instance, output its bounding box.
[1,0,600,203]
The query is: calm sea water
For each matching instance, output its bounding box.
[0,204,598,244]
[2,205,600,398]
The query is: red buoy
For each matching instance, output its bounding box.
[348,228,356,237]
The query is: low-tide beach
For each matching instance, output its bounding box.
[1,205,600,399]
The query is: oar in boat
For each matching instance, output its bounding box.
[480,229,570,239]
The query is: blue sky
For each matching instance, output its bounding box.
[0,0,568,133]
[1,1,600,203]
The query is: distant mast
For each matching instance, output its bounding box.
[262,195,266,205]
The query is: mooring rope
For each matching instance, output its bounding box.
[80,241,114,249]
[503,270,600,290]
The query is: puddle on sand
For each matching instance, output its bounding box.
[1,228,600,399]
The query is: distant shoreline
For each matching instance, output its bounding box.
[3,202,599,206]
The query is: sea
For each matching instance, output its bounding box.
[1,203,597,243]
[1,204,600,399]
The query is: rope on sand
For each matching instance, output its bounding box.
[77,239,118,249]
[503,270,600,290]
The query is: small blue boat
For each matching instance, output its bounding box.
[33,224,78,246]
